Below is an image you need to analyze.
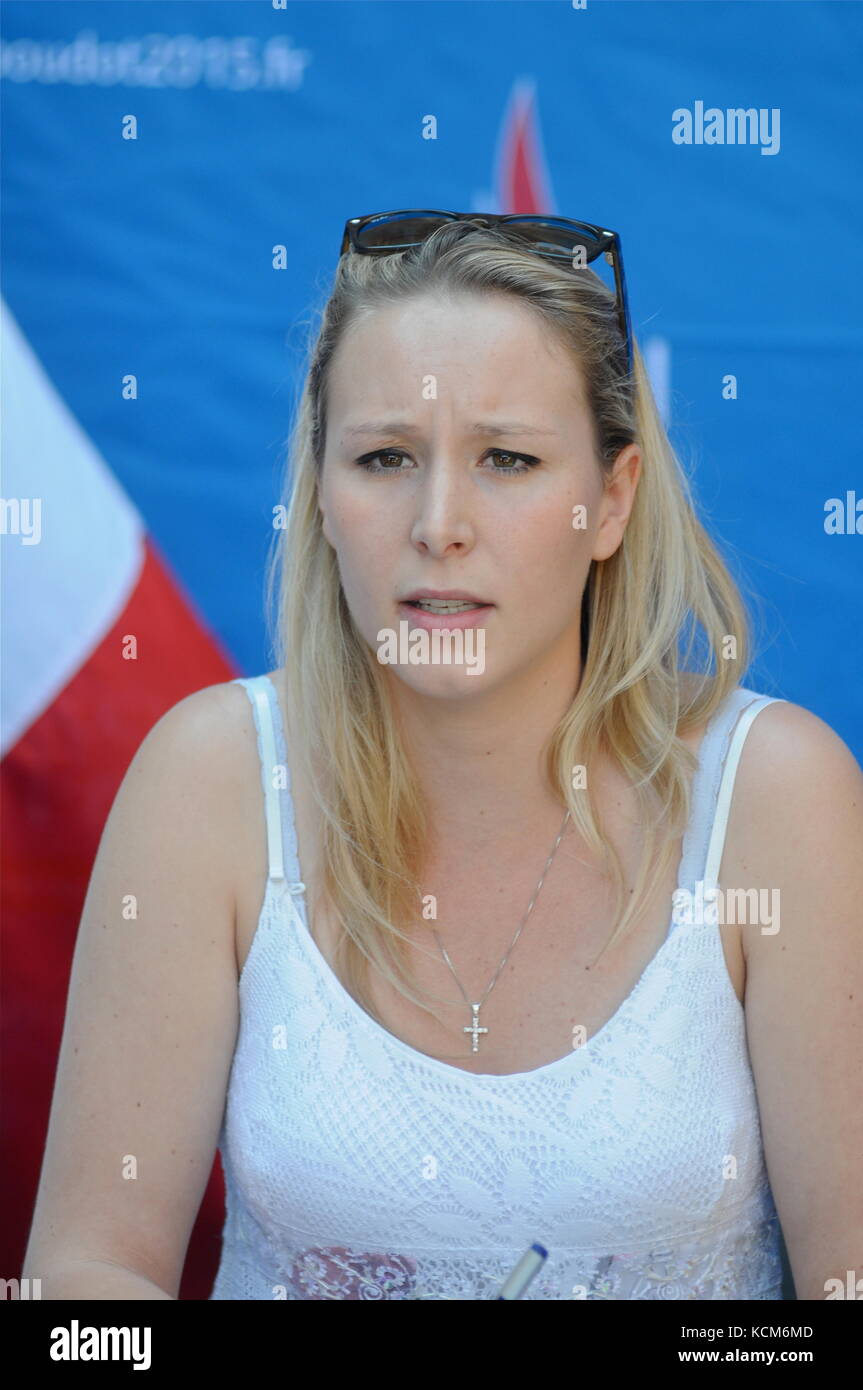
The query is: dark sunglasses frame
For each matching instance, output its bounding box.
[340,208,634,376]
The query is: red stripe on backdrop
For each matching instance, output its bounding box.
[1,536,239,1299]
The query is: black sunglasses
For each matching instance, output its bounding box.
[340,208,634,377]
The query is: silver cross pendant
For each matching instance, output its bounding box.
[464,1002,489,1053]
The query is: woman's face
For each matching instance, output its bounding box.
[317,290,640,701]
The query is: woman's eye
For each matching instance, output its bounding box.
[355,449,539,475]
[359,450,406,471]
[487,449,538,474]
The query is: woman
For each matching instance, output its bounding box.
[23,213,863,1300]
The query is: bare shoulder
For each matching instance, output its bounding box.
[134,678,267,923]
[725,697,863,958]
[138,677,266,814]
[722,697,863,1299]
[729,696,862,822]
[141,677,254,770]
[678,674,859,792]
[107,678,257,853]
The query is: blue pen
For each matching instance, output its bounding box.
[494,1242,548,1299]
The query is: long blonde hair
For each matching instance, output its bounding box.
[264,221,752,1025]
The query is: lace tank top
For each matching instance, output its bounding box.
[209,675,787,1300]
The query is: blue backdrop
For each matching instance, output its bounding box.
[3,0,861,757]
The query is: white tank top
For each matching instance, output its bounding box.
[210,674,787,1300]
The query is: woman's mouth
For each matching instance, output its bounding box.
[398,599,494,631]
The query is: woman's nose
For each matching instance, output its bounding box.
[409,466,474,553]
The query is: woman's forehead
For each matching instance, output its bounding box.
[327,297,587,422]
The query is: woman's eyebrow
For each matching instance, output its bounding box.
[342,419,558,440]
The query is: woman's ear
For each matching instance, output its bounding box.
[592,444,642,563]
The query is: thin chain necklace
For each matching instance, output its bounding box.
[431,807,571,1054]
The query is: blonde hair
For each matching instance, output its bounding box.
[264,221,752,1026]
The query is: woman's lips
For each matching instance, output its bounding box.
[397,601,494,631]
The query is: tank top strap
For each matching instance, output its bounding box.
[232,675,286,882]
[691,686,787,896]
[232,674,308,902]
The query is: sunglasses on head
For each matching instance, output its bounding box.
[339,208,634,377]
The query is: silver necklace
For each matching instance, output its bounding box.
[431,808,571,1054]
